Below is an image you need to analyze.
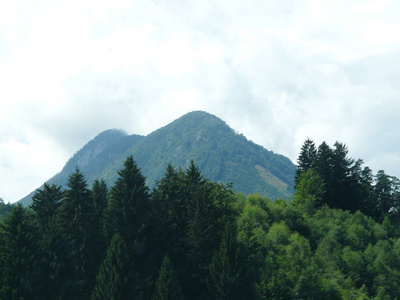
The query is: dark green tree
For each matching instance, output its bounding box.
[105,155,153,290]
[106,156,149,244]
[30,183,63,228]
[90,180,109,272]
[374,170,400,220]
[92,179,108,222]
[293,169,326,212]
[295,138,317,188]
[206,224,253,300]
[30,183,68,299]
[58,167,95,299]
[0,198,13,221]
[91,234,141,300]
[182,162,236,298]
[0,205,39,299]
[152,255,183,300]
[330,142,356,211]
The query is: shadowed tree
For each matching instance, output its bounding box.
[0,205,39,299]
[30,183,63,228]
[295,138,317,188]
[91,234,141,300]
[58,167,95,299]
[152,255,183,300]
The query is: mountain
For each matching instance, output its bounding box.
[19,111,296,205]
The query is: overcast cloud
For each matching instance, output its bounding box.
[1,0,400,202]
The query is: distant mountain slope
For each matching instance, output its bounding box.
[19,111,296,206]
[19,129,144,205]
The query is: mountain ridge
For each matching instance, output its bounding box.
[19,111,295,205]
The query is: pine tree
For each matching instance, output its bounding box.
[106,156,149,246]
[92,179,108,222]
[293,169,326,212]
[206,224,253,300]
[58,167,94,299]
[374,170,400,220]
[295,138,317,188]
[331,142,355,211]
[152,256,183,300]
[30,183,68,299]
[91,234,141,300]
[0,205,39,299]
[105,155,153,289]
[30,183,63,228]
[182,162,236,298]
[90,179,109,259]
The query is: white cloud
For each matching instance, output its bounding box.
[0,0,400,202]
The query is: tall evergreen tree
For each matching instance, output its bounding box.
[30,183,67,299]
[91,234,141,300]
[30,183,63,228]
[152,256,183,300]
[374,170,400,220]
[105,155,152,287]
[206,224,253,300]
[106,156,149,244]
[295,138,317,188]
[90,180,109,275]
[0,205,39,299]
[58,167,95,299]
[293,169,326,212]
[330,142,356,211]
[182,162,236,298]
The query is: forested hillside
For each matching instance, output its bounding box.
[19,111,295,206]
[2,138,400,299]
[0,199,13,221]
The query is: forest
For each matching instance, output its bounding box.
[1,139,400,299]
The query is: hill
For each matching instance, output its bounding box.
[19,111,295,205]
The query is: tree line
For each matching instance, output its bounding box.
[295,138,400,221]
[1,142,400,298]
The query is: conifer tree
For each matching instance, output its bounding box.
[90,180,109,275]
[58,167,95,299]
[151,164,186,257]
[105,155,152,285]
[91,234,141,300]
[0,205,38,299]
[30,183,63,228]
[106,156,149,245]
[295,138,317,188]
[206,224,253,300]
[30,183,68,299]
[152,256,183,300]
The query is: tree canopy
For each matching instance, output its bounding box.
[1,148,400,299]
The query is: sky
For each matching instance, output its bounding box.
[1,0,400,203]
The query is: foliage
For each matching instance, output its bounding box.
[2,149,400,299]
[152,255,183,300]
[295,139,400,220]
[0,198,13,221]
[91,234,141,300]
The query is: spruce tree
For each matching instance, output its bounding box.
[105,155,152,286]
[30,183,63,228]
[58,167,94,299]
[295,138,317,188]
[206,224,253,300]
[106,156,149,246]
[90,180,109,261]
[0,205,39,299]
[152,256,183,300]
[91,234,141,300]
[30,183,67,299]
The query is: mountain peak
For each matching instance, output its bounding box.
[19,111,295,206]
